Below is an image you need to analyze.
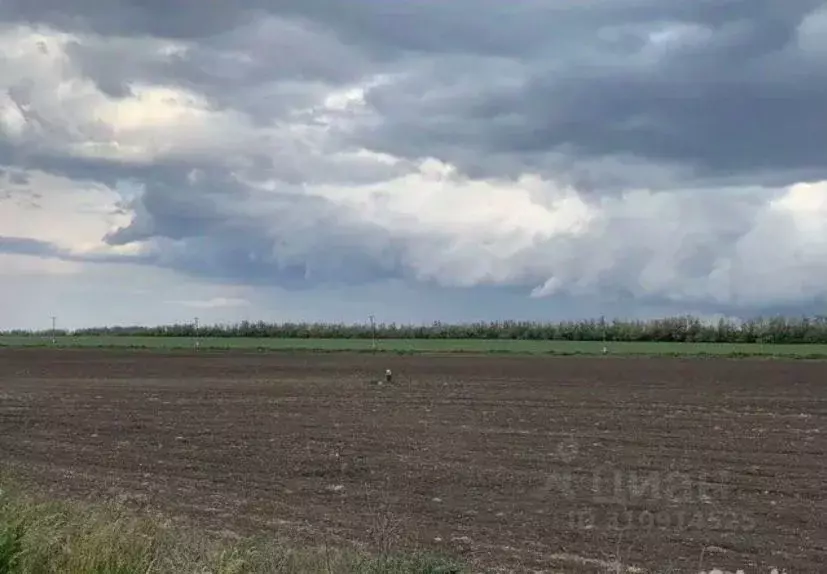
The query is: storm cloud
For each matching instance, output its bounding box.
[1,0,826,326]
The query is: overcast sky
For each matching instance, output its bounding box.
[1,1,826,329]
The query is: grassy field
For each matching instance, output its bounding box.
[2,335,827,357]
[0,480,462,574]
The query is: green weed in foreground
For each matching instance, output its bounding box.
[0,484,463,574]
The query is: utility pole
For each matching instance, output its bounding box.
[194,316,200,349]
[51,316,56,345]
[369,314,376,352]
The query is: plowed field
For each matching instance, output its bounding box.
[0,349,824,572]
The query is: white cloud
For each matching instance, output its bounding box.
[722,181,827,305]
[797,5,827,57]
[0,24,291,165]
[0,169,127,254]
[0,89,26,138]
[309,165,594,286]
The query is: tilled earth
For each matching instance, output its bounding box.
[0,349,825,573]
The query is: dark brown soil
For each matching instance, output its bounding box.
[0,349,825,573]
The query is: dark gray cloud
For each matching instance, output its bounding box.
[343,1,827,186]
[5,0,824,187]
[62,14,375,120]
[0,235,64,257]
[0,235,154,267]
[9,0,813,49]
[0,0,254,39]
[103,171,406,288]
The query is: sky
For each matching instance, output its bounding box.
[1,0,826,329]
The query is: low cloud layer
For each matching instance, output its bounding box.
[1,1,826,326]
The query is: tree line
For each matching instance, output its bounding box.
[7,315,827,344]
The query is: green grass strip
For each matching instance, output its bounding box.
[3,336,827,358]
[0,482,463,574]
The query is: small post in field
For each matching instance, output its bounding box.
[601,314,608,354]
[50,315,56,345]
[194,316,200,349]
[369,314,376,353]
